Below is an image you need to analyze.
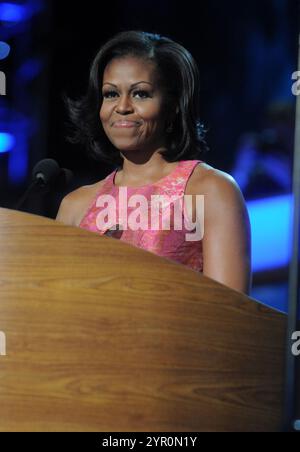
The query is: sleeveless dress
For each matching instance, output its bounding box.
[79,160,204,272]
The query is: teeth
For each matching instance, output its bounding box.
[115,121,137,125]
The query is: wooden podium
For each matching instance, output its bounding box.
[0,208,286,432]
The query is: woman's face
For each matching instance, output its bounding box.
[100,56,171,153]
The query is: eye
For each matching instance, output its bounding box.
[133,90,150,98]
[102,90,151,99]
[102,90,118,99]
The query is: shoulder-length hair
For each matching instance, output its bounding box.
[65,30,209,167]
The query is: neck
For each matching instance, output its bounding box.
[118,147,176,184]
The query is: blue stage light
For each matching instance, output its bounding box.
[247,194,293,272]
[0,132,15,153]
[0,41,10,60]
[8,141,28,184]
[17,58,43,81]
[0,2,28,23]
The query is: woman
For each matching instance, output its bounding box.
[56,30,252,295]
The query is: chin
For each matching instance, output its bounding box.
[112,140,143,151]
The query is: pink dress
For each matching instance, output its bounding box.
[79,160,204,272]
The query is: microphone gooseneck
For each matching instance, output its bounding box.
[14,159,73,210]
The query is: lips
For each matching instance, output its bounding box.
[113,121,140,128]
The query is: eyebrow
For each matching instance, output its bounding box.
[102,81,153,88]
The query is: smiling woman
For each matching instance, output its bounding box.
[99,56,176,160]
[64,30,208,166]
[57,30,252,295]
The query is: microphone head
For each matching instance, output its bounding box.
[32,159,61,186]
[15,159,73,210]
[31,159,73,193]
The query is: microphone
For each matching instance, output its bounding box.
[32,158,61,187]
[104,224,123,239]
[32,159,73,191]
[15,159,73,210]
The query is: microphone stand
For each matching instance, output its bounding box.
[14,164,73,212]
[284,28,300,432]
[14,179,43,211]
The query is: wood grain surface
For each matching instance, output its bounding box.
[0,208,286,431]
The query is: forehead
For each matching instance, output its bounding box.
[102,56,159,84]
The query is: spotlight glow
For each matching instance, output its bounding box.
[0,2,28,23]
[0,41,10,60]
[247,194,293,272]
[0,132,15,153]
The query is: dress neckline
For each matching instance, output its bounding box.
[112,161,183,189]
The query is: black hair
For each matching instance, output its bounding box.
[65,30,209,167]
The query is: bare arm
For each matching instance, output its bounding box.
[56,180,105,227]
[201,170,252,295]
[56,190,79,226]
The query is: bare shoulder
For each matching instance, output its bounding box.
[190,162,246,202]
[56,178,106,227]
[62,178,106,203]
[191,164,252,295]
[187,161,250,232]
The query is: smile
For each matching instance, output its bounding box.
[113,121,140,128]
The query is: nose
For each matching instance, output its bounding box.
[115,95,134,114]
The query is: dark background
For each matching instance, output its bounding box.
[48,0,298,201]
[0,0,298,211]
[0,0,299,306]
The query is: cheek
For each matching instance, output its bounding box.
[141,105,168,130]
[99,109,111,136]
[99,100,112,120]
[99,104,106,122]
[142,104,167,126]
[139,102,164,119]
